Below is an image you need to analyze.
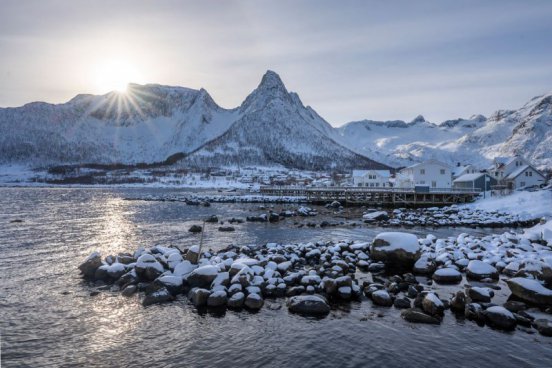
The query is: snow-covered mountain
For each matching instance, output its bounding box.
[0,71,388,171]
[181,71,387,170]
[0,83,239,166]
[336,92,552,170]
[0,69,550,171]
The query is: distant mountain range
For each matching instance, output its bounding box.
[0,70,551,170]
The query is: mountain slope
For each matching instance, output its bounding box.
[180,71,389,170]
[0,84,238,166]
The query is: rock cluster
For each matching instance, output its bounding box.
[79,229,552,336]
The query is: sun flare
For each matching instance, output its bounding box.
[93,59,142,94]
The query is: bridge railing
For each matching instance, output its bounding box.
[260,185,480,195]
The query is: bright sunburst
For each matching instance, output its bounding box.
[93,59,142,94]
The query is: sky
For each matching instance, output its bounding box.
[1,0,552,126]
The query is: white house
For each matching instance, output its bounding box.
[487,155,546,190]
[487,156,529,181]
[452,164,478,179]
[352,170,391,188]
[396,159,452,189]
[503,164,546,190]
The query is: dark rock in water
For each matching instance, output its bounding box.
[370,232,421,271]
[368,262,386,273]
[465,303,485,323]
[135,254,164,281]
[244,293,264,310]
[483,306,517,330]
[407,285,419,298]
[218,226,235,232]
[227,292,245,309]
[286,286,305,297]
[327,201,342,209]
[188,288,211,307]
[188,225,203,233]
[467,286,493,303]
[143,286,174,306]
[533,319,552,336]
[503,300,527,313]
[205,215,218,223]
[432,268,462,284]
[288,295,331,316]
[466,260,498,280]
[268,213,280,223]
[422,293,445,316]
[337,286,352,300]
[122,285,137,297]
[371,290,393,307]
[506,277,552,306]
[78,252,102,278]
[394,297,411,309]
[401,308,441,324]
[186,265,219,288]
[10,219,23,223]
[201,201,211,207]
[450,291,466,312]
[207,290,228,307]
[320,221,330,228]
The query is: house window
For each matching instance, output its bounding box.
[529,171,533,177]
[370,183,374,187]
[376,183,379,187]
[440,169,445,175]
[432,181,437,188]
[358,183,362,187]
[495,171,498,177]
[420,169,425,175]
[420,181,426,184]
[520,181,526,187]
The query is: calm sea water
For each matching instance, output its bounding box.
[1,187,551,367]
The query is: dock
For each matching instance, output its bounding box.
[260,186,480,207]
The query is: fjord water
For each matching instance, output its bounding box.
[1,187,551,367]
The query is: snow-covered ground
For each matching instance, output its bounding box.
[464,189,552,220]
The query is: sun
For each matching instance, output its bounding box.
[93,59,142,94]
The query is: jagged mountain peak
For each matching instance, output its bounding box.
[239,70,295,113]
[409,115,427,124]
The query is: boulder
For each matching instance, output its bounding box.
[78,252,102,278]
[207,290,228,307]
[188,225,203,233]
[432,268,462,284]
[227,292,245,309]
[244,293,264,310]
[135,254,165,281]
[370,232,421,270]
[483,306,517,330]
[287,295,331,316]
[363,211,389,222]
[121,284,137,297]
[401,308,441,324]
[205,215,219,223]
[506,277,552,306]
[466,260,498,280]
[393,297,412,309]
[218,226,236,232]
[450,291,466,312]
[533,319,552,336]
[467,286,493,303]
[142,286,174,306]
[422,293,445,316]
[465,302,485,323]
[371,290,393,307]
[413,256,436,275]
[188,288,211,307]
[185,246,201,264]
[186,265,219,288]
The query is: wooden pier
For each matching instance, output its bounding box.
[260,186,480,207]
